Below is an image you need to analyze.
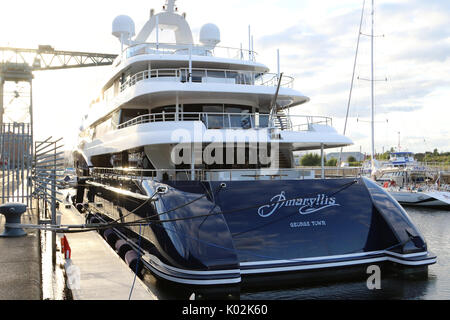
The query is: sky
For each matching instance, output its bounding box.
[0,0,449,155]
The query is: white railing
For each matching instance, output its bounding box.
[291,116,333,131]
[117,111,332,132]
[119,67,294,92]
[124,42,257,61]
[91,167,361,182]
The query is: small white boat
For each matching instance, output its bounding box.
[377,166,450,209]
[386,187,450,208]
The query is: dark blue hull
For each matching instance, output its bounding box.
[78,176,436,287]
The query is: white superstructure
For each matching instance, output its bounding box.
[74,0,353,177]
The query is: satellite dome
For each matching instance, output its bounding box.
[199,23,220,48]
[112,15,135,40]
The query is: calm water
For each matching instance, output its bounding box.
[241,207,450,300]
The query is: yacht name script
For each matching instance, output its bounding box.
[257,191,339,228]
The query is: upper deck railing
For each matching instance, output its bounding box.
[119,67,294,92]
[123,42,257,61]
[117,111,333,132]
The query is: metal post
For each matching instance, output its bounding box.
[12,123,16,202]
[251,35,254,61]
[370,0,376,178]
[338,0,366,167]
[21,123,24,204]
[0,76,3,126]
[51,141,57,268]
[51,141,57,224]
[1,124,4,202]
[156,15,160,50]
[321,143,325,179]
[28,124,32,208]
[29,81,34,210]
[34,141,39,222]
[277,49,280,80]
[191,144,195,181]
[175,94,179,121]
[248,25,252,61]
[7,123,10,200]
[189,45,192,83]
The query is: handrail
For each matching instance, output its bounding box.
[123,42,258,61]
[117,111,333,132]
[119,67,295,92]
[91,166,361,182]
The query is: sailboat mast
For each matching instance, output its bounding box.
[370,0,376,177]
[338,0,366,167]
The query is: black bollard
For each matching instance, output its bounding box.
[0,203,27,237]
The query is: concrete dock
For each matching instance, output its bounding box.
[0,208,41,300]
[59,202,158,300]
[0,194,160,300]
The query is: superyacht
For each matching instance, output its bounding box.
[72,1,436,292]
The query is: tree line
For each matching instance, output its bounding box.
[298,148,449,167]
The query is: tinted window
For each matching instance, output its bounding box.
[120,109,148,124]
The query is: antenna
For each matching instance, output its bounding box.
[270,73,283,117]
[248,25,252,61]
[251,35,254,61]
[370,0,375,178]
[338,0,366,167]
[277,49,280,79]
[156,15,159,50]
[165,0,176,12]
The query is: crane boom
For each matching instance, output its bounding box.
[0,45,117,71]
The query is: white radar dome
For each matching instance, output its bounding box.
[112,15,135,40]
[199,23,220,49]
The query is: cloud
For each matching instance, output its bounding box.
[349,104,423,118]
[260,1,450,152]
[258,26,336,65]
[394,42,450,63]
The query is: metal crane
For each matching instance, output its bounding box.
[0,45,117,71]
[0,45,118,128]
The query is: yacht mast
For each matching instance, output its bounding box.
[370,0,376,178]
[338,0,366,167]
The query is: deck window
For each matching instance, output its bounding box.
[120,109,148,125]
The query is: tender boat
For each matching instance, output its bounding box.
[72,0,436,294]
